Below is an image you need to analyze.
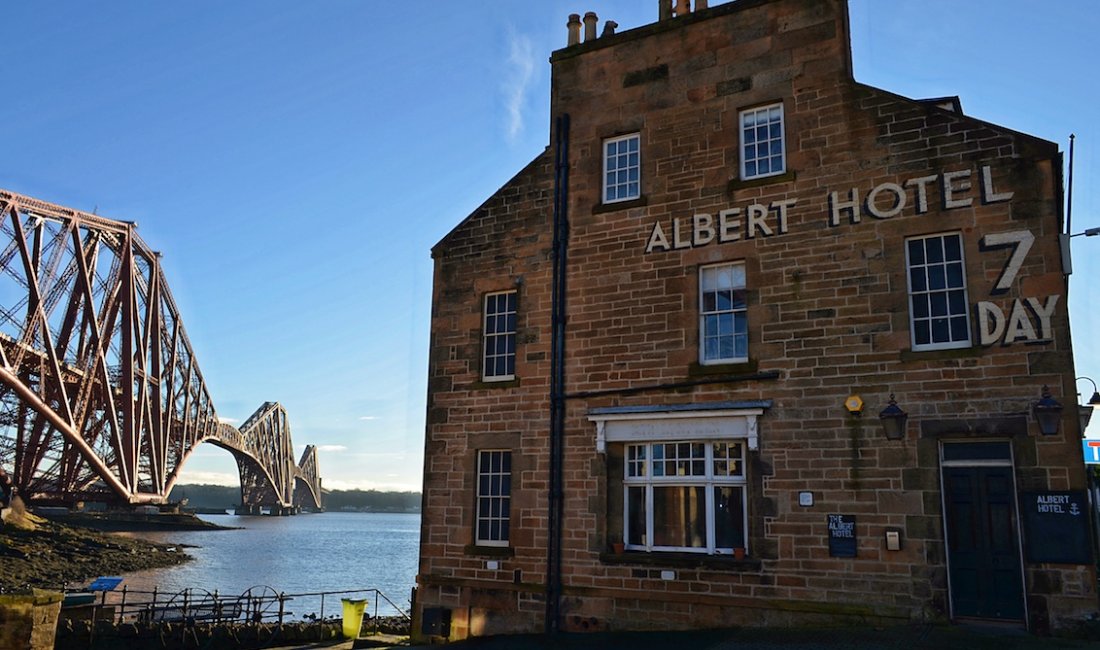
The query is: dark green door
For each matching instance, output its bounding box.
[943,466,1025,620]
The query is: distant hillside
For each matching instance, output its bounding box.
[169,484,421,513]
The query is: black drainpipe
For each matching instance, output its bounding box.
[546,113,570,635]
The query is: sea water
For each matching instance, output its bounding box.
[115,511,419,618]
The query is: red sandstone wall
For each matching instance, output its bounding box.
[416,0,1095,639]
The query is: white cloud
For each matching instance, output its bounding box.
[217,416,239,424]
[186,447,234,458]
[316,444,348,453]
[358,416,378,421]
[176,470,238,486]
[322,477,421,492]
[503,27,535,142]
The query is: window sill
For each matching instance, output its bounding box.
[463,544,515,558]
[688,359,759,377]
[592,196,647,215]
[599,551,762,571]
[471,378,521,390]
[727,170,795,193]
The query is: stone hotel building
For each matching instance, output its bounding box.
[415,0,1097,640]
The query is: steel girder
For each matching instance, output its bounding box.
[0,190,321,509]
[294,444,322,508]
[234,402,322,510]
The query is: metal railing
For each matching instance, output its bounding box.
[68,584,409,633]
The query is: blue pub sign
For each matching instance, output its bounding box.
[1082,439,1100,464]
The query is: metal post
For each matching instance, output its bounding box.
[1067,133,1075,236]
[119,586,127,625]
[546,112,571,635]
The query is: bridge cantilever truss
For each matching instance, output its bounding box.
[0,190,322,510]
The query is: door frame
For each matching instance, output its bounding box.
[938,439,1028,627]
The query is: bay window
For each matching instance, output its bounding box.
[624,440,747,554]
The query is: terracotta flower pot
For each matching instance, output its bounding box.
[733,547,746,560]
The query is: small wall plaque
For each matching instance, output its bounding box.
[828,514,857,558]
[1020,491,1092,564]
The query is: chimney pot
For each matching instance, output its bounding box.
[674,0,690,17]
[696,0,708,9]
[602,20,618,37]
[567,13,582,46]
[659,0,672,21]
[583,11,598,42]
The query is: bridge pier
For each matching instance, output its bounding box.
[238,504,262,516]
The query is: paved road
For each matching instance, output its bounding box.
[279,623,1100,650]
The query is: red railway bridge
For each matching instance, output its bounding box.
[0,190,322,513]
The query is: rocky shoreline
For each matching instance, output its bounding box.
[37,509,232,532]
[0,506,192,593]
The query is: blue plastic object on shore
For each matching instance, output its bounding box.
[87,577,124,592]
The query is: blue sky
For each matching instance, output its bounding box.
[2,1,1098,491]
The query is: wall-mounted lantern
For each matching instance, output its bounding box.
[1076,376,1100,406]
[1076,376,1100,433]
[1034,385,1064,436]
[878,394,907,440]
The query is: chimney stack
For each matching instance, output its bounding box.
[583,12,598,42]
[674,0,690,17]
[567,13,582,46]
[696,0,708,9]
[659,0,671,21]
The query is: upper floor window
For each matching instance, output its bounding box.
[700,263,747,364]
[624,440,746,554]
[483,291,517,381]
[476,450,512,546]
[603,133,640,203]
[906,232,971,350]
[740,104,785,180]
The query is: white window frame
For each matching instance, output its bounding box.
[482,290,517,381]
[588,406,764,557]
[603,133,641,204]
[623,440,747,555]
[699,262,748,365]
[905,232,971,351]
[739,103,785,180]
[475,449,512,547]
